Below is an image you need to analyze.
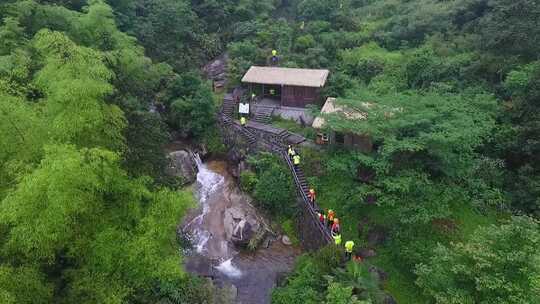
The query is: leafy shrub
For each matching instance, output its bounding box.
[240,171,258,193]
[249,153,296,217]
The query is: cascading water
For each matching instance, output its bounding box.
[184,153,242,277]
[181,154,299,303]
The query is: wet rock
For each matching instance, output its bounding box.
[224,204,263,248]
[232,219,254,246]
[367,225,388,246]
[368,265,389,282]
[357,248,377,259]
[281,235,292,246]
[226,149,246,178]
[197,143,209,159]
[166,150,198,184]
[203,54,228,91]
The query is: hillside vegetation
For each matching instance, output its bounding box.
[0,0,539,304]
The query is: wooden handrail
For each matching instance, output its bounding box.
[218,110,333,245]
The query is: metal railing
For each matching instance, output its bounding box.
[218,107,333,245]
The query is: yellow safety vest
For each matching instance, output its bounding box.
[240,117,246,125]
[288,148,296,156]
[334,234,342,245]
[293,155,300,165]
[345,241,355,253]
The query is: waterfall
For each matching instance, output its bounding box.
[214,258,243,278]
[183,152,225,254]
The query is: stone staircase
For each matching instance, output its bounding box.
[253,107,273,124]
[222,94,236,118]
[217,94,333,248]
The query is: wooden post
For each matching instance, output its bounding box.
[281,84,284,107]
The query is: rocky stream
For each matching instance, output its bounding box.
[171,149,300,304]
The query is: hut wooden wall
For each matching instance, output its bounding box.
[282,85,319,107]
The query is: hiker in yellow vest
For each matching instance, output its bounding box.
[270,49,279,66]
[345,240,355,260]
[333,233,342,246]
[287,145,296,159]
[240,116,247,126]
[293,154,301,168]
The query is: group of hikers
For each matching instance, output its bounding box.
[287,145,357,261]
[236,49,358,259]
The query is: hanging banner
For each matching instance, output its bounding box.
[239,102,250,114]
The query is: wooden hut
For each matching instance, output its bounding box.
[241,66,330,108]
[312,97,373,153]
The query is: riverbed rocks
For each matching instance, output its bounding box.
[166,150,198,184]
[224,204,264,248]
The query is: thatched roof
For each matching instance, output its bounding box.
[241,66,330,88]
[312,98,368,129]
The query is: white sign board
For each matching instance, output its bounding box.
[239,103,250,114]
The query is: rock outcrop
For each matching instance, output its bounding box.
[166,150,198,184]
[203,54,228,91]
[224,197,266,248]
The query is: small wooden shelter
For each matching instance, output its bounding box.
[312,97,373,153]
[242,66,330,108]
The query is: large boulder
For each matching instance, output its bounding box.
[231,219,254,246]
[224,204,264,248]
[166,150,198,185]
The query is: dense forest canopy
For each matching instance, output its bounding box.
[0,0,539,303]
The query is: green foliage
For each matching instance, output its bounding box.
[168,83,216,138]
[325,283,366,304]
[131,0,216,71]
[33,29,127,151]
[273,247,383,304]
[339,42,402,83]
[499,61,540,215]
[250,153,296,217]
[240,170,258,193]
[0,265,53,304]
[0,17,26,55]
[416,216,540,304]
[123,111,170,179]
[0,144,196,302]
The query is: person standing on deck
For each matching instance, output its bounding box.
[270,49,279,66]
[240,116,247,127]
